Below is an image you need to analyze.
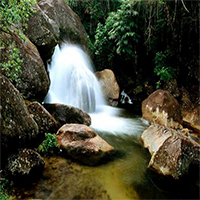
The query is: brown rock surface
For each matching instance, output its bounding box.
[142,89,182,129]
[96,69,120,106]
[141,125,200,179]
[56,124,114,165]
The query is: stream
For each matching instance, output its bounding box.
[9,110,198,199]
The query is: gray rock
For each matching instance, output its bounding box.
[44,103,91,127]
[26,0,89,61]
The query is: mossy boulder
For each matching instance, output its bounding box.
[0,30,49,101]
[0,74,39,161]
[27,101,58,139]
[7,149,45,181]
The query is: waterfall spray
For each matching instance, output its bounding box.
[44,43,105,113]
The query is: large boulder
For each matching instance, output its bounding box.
[0,30,49,101]
[56,124,114,165]
[27,101,58,137]
[96,69,120,106]
[26,0,89,62]
[44,103,91,127]
[7,149,45,181]
[0,74,39,161]
[142,89,182,129]
[141,125,200,179]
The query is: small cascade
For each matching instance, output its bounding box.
[44,43,105,113]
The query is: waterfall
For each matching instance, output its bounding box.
[44,43,148,135]
[44,43,105,113]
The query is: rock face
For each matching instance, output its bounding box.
[26,0,89,61]
[96,69,120,106]
[56,124,114,165]
[0,74,39,159]
[0,30,49,101]
[7,149,45,180]
[27,102,58,137]
[141,125,200,179]
[142,89,182,129]
[44,103,91,127]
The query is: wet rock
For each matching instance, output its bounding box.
[56,124,114,165]
[142,89,182,129]
[96,69,120,106]
[26,0,89,62]
[7,149,45,180]
[180,88,200,135]
[141,125,200,179]
[27,102,58,137]
[44,103,91,127]
[0,29,49,101]
[163,79,180,98]
[0,74,39,161]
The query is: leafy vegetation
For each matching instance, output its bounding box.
[154,51,176,89]
[0,177,13,200]
[38,133,59,157]
[0,0,37,84]
[68,0,198,91]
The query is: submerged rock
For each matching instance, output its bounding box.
[26,0,89,62]
[56,124,114,165]
[27,101,58,137]
[0,29,49,101]
[44,103,91,127]
[141,125,200,179]
[7,149,45,180]
[96,69,120,106]
[142,89,182,129]
[0,74,39,161]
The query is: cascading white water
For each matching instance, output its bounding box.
[44,43,105,113]
[44,43,148,135]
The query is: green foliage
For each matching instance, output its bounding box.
[154,51,176,89]
[0,0,37,84]
[0,177,13,200]
[0,42,22,84]
[38,133,59,157]
[94,0,140,69]
[0,0,37,30]
[65,0,121,42]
